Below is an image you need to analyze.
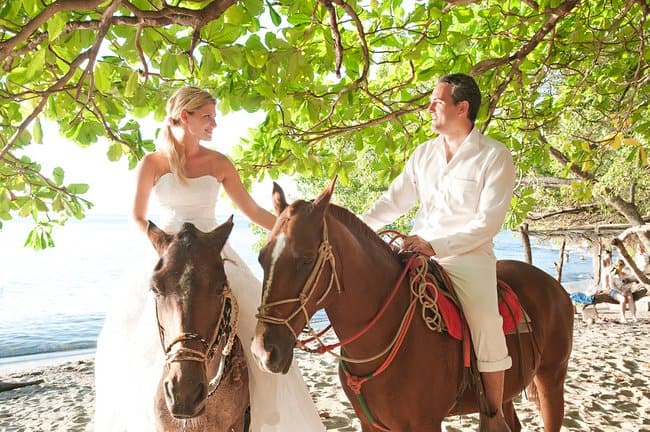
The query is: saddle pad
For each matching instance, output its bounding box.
[431,280,527,341]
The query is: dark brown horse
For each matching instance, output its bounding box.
[251,181,574,432]
[147,218,250,431]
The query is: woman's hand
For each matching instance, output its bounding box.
[401,235,436,257]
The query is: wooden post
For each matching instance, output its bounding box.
[554,237,566,282]
[594,240,602,288]
[519,223,532,264]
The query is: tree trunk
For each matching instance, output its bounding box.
[519,223,532,264]
[555,238,566,282]
[547,144,650,253]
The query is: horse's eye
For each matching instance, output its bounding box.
[150,282,162,295]
[150,275,165,295]
[258,246,268,265]
[300,256,314,267]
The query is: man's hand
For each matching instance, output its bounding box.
[401,235,436,257]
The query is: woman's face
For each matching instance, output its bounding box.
[183,102,217,142]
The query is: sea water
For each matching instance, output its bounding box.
[0,214,595,362]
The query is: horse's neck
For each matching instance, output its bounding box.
[325,220,411,354]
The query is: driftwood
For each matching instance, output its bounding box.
[590,288,648,305]
[0,379,44,392]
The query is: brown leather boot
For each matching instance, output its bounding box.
[479,410,512,432]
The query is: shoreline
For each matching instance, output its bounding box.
[0,348,95,373]
[0,278,607,373]
[1,313,649,431]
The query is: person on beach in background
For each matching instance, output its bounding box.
[93,86,325,432]
[600,251,638,324]
[360,73,515,431]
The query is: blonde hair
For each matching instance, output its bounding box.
[159,86,216,183]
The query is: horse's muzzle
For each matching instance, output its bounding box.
[163,365,208,418]
[251,323,294,374]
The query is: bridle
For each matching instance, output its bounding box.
[254,220,433,367]
[155,282,239,397]
[256,220,341,341]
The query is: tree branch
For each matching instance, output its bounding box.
[471,0,580,75]
[0,0,105,60]
[319,0,342,78]
[0,52,90,160]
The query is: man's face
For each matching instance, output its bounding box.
[427,83,463,134]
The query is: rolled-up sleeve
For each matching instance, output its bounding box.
[428,149,514,257]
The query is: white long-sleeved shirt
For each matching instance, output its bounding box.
[362,128,515,258]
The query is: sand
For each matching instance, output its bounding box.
[1,301,649,431]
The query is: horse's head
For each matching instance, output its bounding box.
[252,179,339,374]
[147,217,234,418]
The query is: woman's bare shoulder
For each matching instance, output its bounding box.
[139,152,170,183]
[200,148,236,181]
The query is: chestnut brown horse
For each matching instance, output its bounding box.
[147,218,250,431]
[251,181,574,432]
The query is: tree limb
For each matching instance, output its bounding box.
[0,0,106,60]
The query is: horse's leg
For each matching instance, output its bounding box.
[531,361,569,432]
[360,422,375,432]
[502,400,521,432]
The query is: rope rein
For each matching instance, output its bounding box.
[256,220,342,340]
[155,282,239,398]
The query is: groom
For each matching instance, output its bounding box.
[361,73,516,431]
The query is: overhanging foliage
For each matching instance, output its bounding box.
[0,0,648,248]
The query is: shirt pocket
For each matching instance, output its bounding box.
[446,177,479,211]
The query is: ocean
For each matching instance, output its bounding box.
[0,214,596,363]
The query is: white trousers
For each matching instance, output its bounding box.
[438,251,512,373]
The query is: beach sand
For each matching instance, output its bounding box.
[1,301,649,431]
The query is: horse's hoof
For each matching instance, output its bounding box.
[479,411,512,432]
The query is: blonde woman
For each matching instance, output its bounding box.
[94,86,325,431]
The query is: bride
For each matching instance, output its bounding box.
[93,86,325,431]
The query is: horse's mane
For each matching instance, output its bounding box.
[327,204,399,262]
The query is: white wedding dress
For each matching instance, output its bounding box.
[94,173,325,431]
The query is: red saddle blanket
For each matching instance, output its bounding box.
[432,280,523,341]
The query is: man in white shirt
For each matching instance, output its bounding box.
[361,73,515,430]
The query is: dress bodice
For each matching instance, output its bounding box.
[153,173,220,233]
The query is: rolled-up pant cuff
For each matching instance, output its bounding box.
[477,355,512,373]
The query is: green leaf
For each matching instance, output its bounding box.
[0,0,21,20]
[107,142,122,161]
[224,4,246,24]
[53,167,64,186]
[242,0,264,15]
[33,117,43,144]
[199,47,219,82]
[266,0,281,26]
[287,14,312,26]
[24,49,46,80]
[124,70,139,97]
[220,47,244,69]
[67,183,90,194]
[94,62,112,93]
[160,54,177,79]
[47,12,67,41]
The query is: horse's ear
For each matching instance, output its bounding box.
[272,182,288,216]
[311,175,337,212]
[208,215,234,252]
[147,220,172,256]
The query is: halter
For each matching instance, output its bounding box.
[256,220,342,340]
[155,283,239,397]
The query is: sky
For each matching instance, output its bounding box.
[22,110,296,217]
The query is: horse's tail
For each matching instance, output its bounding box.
[526,379,540,409]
